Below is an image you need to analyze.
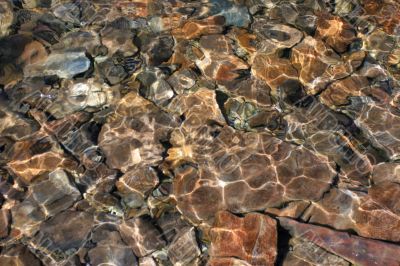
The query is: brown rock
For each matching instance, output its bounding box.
[139,256,157,266]
[224,77,273,107]
[361,0,400,34]
[169,124,335,224]
[279,217,400,265]
[101,24,138,57]
[117,0,150,18]
[172,16,225,40]
[209,211,277,265]
[6,133,79,184]
[51,30,101,56]
[355,104,400,160]
[168,40,198,69]
[119,217,166,257]
[228,28,257,56]
[0,245,41,266]
[291,36,343,94]
[283,236,350,266]
[252,22,303,54]
[99,92,179,172]
[168,227,201,265]
[165,90,335,224]
[0,208,10,238]
[35,211,94,258]
[16,40,48,68]
[302,187,400,242]
[167,88,226,130]
[157,212,190,242]
[195,35,249,83]
[207,257,251,266]
[116,166,159,209]
[320,75,370,107]
[315,14,356,53]
[372,162,400,184]
[0,108,39,141]
[265,201,311,218]
[88,224,138,266]
[283,104,373,186]
[167,68,197,94]
[252,53,298,93]
[137,33,174,66]
[11,169,81,236]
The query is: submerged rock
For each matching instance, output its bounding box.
[0,245,41,266]
[88,225,138,266]
[210,211,277,265]
[168,227,201,265]
[116,166,159,209]
[0,1,400,265]
[35,211,93,257]
[0,1,14,38]
[279,217,400,265]
[24,51,91,79]
[119,217,166,257]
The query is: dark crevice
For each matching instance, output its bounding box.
[215,89,231,126]
[275,223,291,266]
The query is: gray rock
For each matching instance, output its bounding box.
[25,51,91,79]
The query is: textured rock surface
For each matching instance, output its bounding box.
[279,218,400,266]
[0,0,399,265]
[210,211,277,265]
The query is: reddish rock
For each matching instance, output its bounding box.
[207,257,251,266]
[209,211,277,265]
[302,187,400,242]
[279,217,400,266]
